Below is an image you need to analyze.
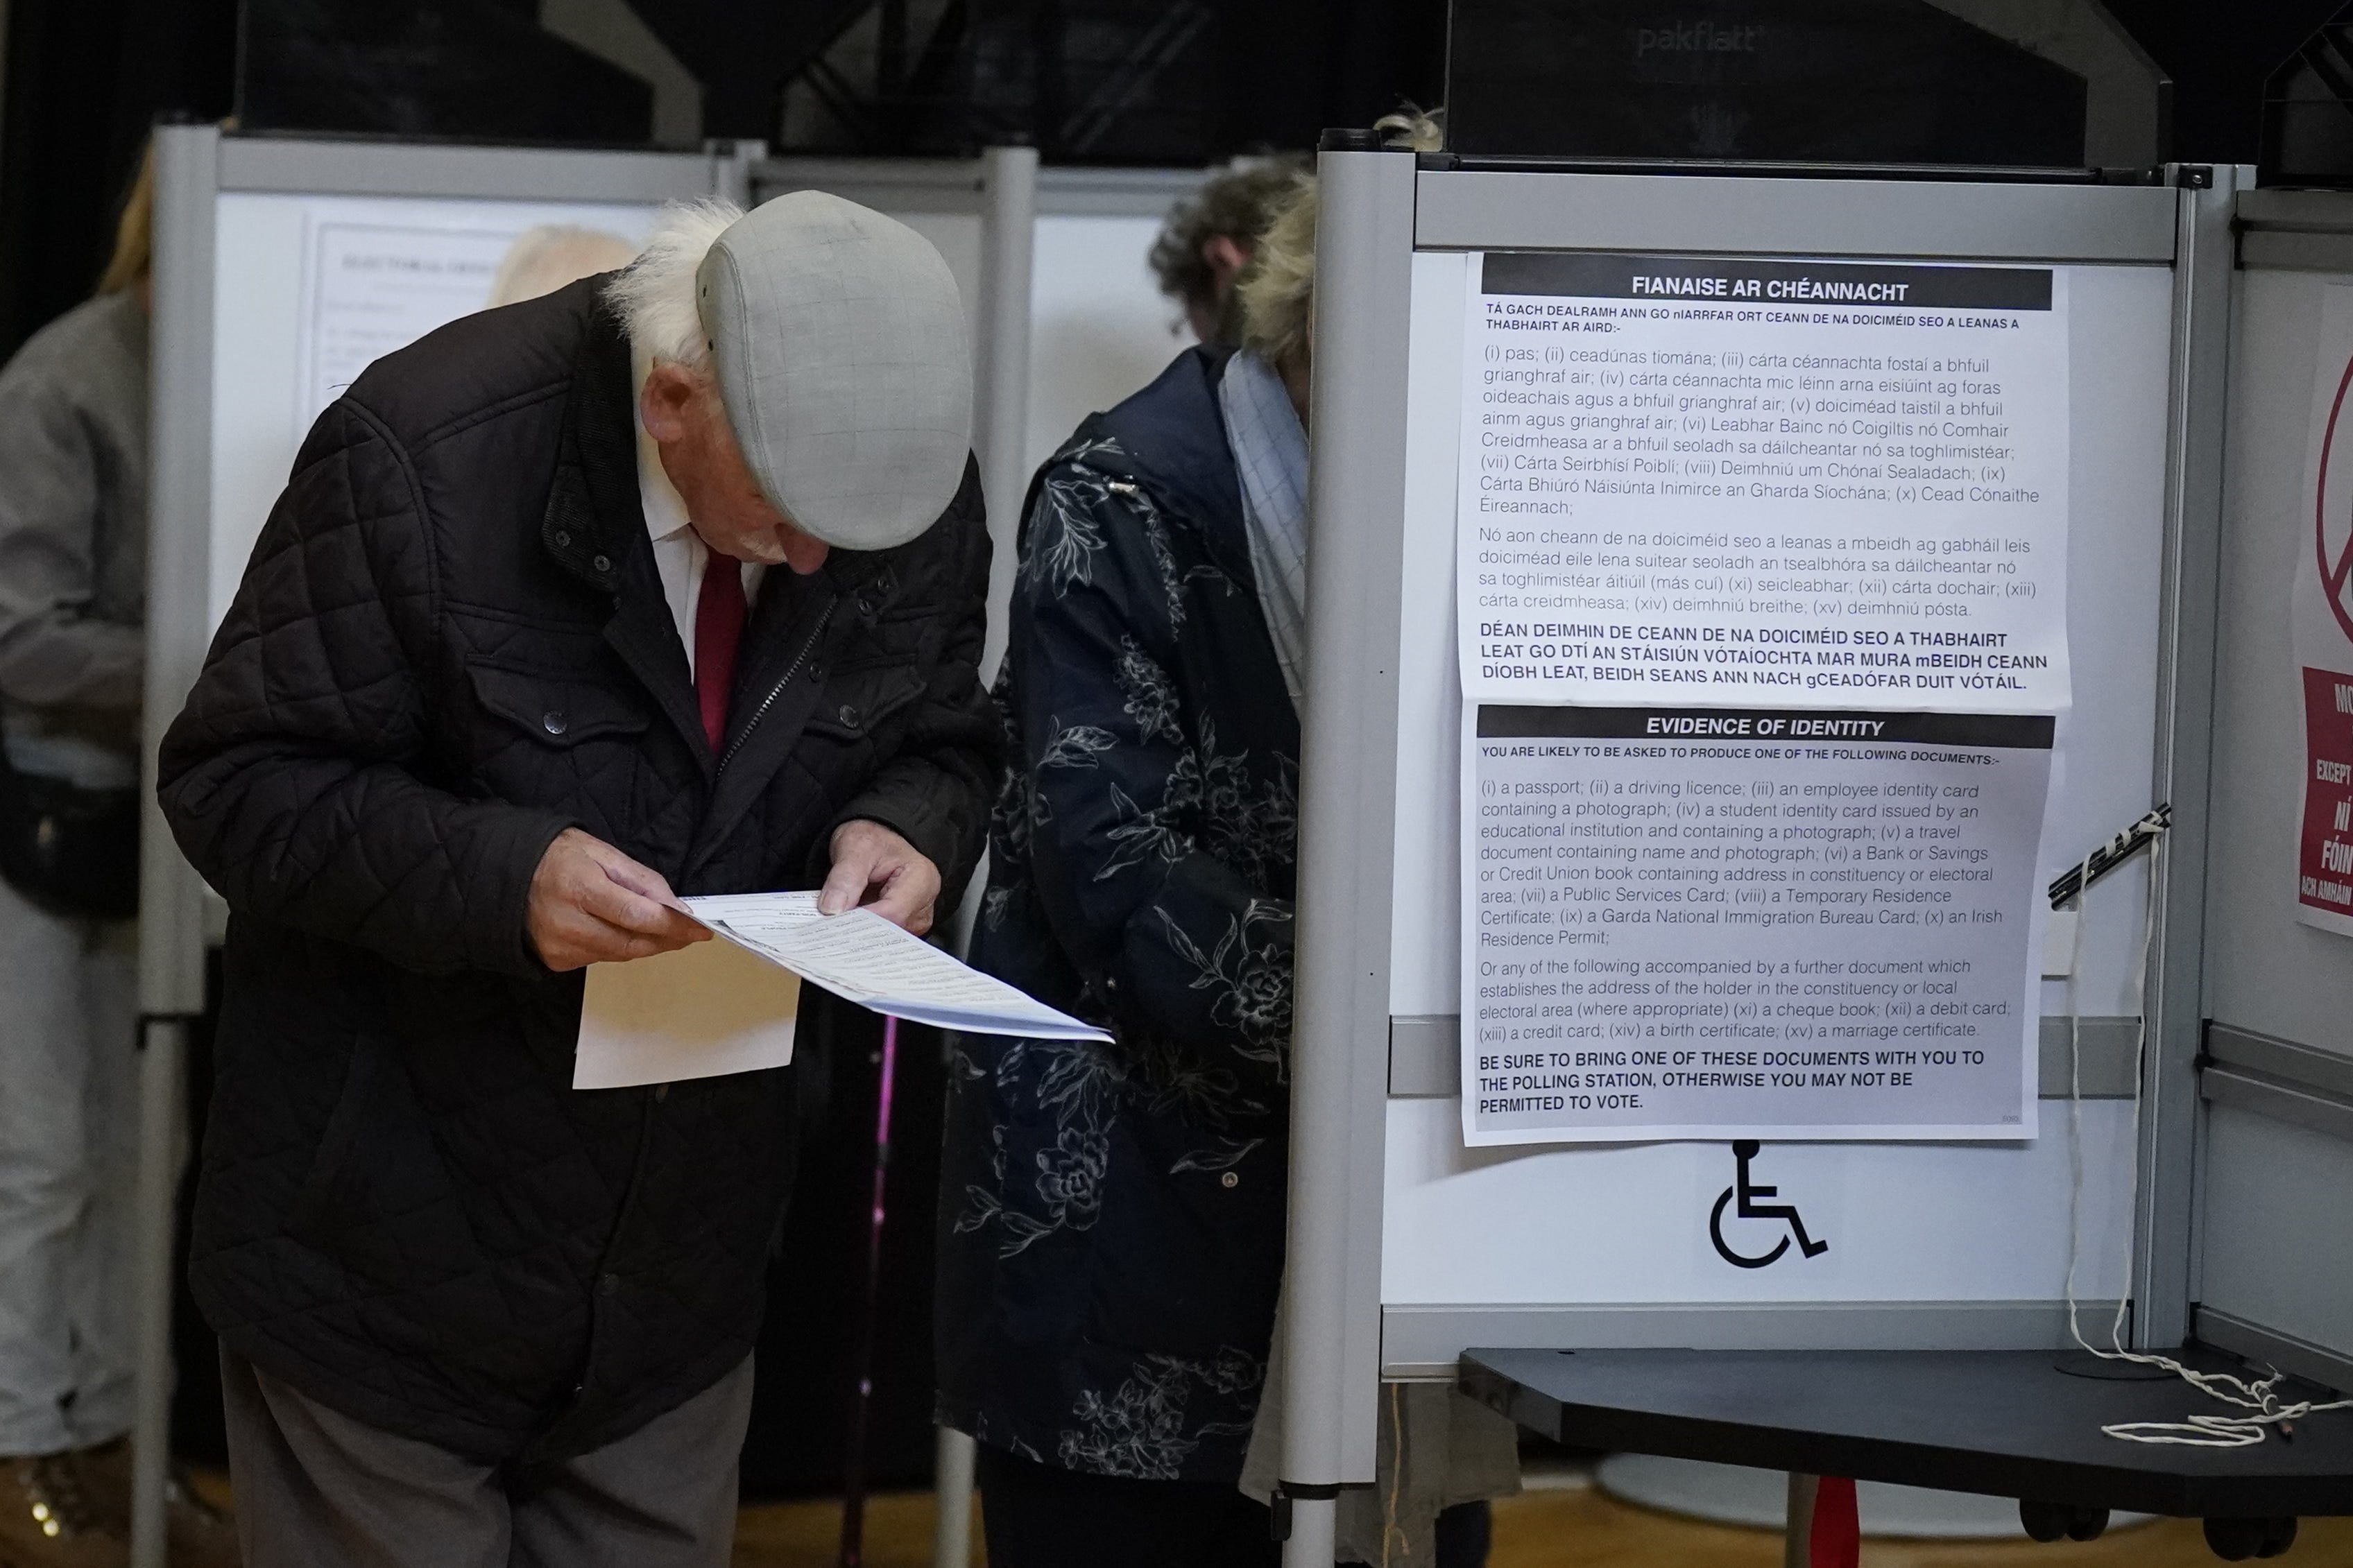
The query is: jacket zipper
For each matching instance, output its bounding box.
[717,594,835,776]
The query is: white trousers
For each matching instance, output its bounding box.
[0,873,137,1454]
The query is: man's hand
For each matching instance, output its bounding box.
[527,828,711,971]
[820,820,943,936]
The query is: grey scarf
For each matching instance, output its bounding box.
[1217,350,1310,704]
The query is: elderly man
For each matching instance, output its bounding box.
[157,193,994,1567]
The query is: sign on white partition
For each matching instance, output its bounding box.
[2293,285,2353,937]
[1460,703,2048,1146]
[1456,252,2072,712]
[291,201,658,442]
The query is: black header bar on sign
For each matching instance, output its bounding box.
[1482,252,2054,311]
[1478,705,2055,749]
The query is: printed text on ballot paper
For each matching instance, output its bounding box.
[1462,705,2049,1146]
[1458,252,2071,713]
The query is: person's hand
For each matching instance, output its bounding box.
[526,828,711,971]
[820,820,943,936]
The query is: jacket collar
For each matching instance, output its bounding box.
[1072,343,1256,588]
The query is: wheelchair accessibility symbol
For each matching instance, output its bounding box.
[1709,1140,1829,1269]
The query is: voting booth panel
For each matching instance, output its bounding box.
[1379,228,2181,1372]
[207,190,673,627]
[2196,189,2353,1393]
[1023,169,1209,479]
[146,129,756,1001]
[129,126,758,1568]
[1270,153,2232,1451]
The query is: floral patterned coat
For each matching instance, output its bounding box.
[935,345,1299,1483]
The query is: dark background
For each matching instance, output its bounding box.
[5,2,2340,356]
[4,0,2343,1494]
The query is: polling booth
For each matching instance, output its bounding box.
[1264,134,2353,1563]
[2200,189,2353,1397]
[130,128,758,1564]
[126,125,1058,1567]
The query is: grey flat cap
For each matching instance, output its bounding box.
[697,191,972,551]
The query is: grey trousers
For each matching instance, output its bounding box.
[219,1348,753,1568]
[0,874,137,1455]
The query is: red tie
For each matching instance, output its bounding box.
[694,550,746,752]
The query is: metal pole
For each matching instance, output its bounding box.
[973,144,1037,684]
[131,120,221,1568]
[934,154,1032,1563]
[1784,1472,1818,1568]
[128,1021,185,1568]
[2134,165,2239,1350]
[1276,132,1418,1567]
[930,1426,976,1567]
[837,1015,903,1568]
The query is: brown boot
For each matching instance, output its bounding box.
[71,1442,239,1568]
[0,1451,126,1568]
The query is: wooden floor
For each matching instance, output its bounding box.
[733,1483,2353,1567]
[191,1465,2353,1564]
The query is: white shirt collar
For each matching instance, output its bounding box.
[632,345,694,545]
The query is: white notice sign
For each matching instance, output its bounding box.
[1459,252,2069,712]
[1463,705,2048,1146]
[291,201,656,441]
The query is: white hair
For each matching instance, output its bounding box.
[602,197,744,370]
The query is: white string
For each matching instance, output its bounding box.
[2058,836,2353,1447]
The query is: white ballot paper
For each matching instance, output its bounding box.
[686,892,1111,1042]
[575,893,1109,1089]
[1459,251,2071,713]
[1463,703,2050,1146]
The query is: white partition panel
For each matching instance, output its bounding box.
[207,192,665,626]
[1377,247,2177,1370]
[1026,214,1194,474]
[2192,191,2353,1391]
[1266,157,2232,1494]
[136,129,746,1568]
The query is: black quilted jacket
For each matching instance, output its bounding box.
[157,277,995,1462]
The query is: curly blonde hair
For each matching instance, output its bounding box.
[1233,107,1442,376]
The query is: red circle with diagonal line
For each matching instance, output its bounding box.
[2317,352,2353,646]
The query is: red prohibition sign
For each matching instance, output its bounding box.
[2318,352,2353,645]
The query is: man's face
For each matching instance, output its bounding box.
[640,363,830,574]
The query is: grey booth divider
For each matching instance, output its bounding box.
[1272,148,2244,1565]
[2197,187,2353,1394]
[134,130,1059,1568]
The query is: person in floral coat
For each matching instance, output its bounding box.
[933,302,1301,1561]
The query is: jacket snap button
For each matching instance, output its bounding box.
[837,704,861,728]
[554,530,571,547]
[1221,1171,1240,1189]
[857,597,875,617]
[542,710,567,736]
[807,662,825,682]
[592,554,611,574]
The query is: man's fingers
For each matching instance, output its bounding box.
[861,861,942,935]
[543,908,703,970]
[574,874,708,945]
[818,848,879,915]
[585,842,689,909]
[864,877,921,929]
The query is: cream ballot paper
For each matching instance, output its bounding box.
[686,892,1111,1042]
